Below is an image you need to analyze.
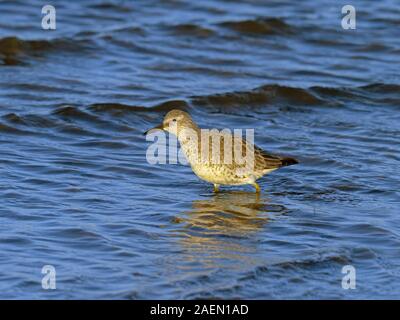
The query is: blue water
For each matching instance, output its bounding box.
[0,0,399,299]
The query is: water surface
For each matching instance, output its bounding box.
[0,0,400,299]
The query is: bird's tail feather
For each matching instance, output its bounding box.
[280,157,298,167]
[260,151,299,169]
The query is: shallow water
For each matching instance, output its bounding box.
[0,0,400,299]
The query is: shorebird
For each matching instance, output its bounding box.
[145,109,298,193]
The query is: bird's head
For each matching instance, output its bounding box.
[144,109,197,136]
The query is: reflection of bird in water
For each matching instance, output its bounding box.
[170,192,287,271]
[168,192,288,276]
[178,191,268,236]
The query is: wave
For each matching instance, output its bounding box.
[312,83,400,106]
[87,2,133,12]
[218,17,294,35]
[1,82,397,137]
[168,23,215,38]
[62,83,400,123]
[0,36,93,66]
[359,83,400,94]
[191,84,325,107]
[190,82,399,110]
[88,99,190,115]
[0,121,31,135]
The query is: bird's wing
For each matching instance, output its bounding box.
[199,131,297,168]
[246,139,298,170]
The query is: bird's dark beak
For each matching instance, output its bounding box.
[143,123,164,135]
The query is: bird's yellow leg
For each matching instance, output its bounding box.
[252,182,261,193]
[213,184,220,193]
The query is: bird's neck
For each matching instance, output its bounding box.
[176,125,201,164]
